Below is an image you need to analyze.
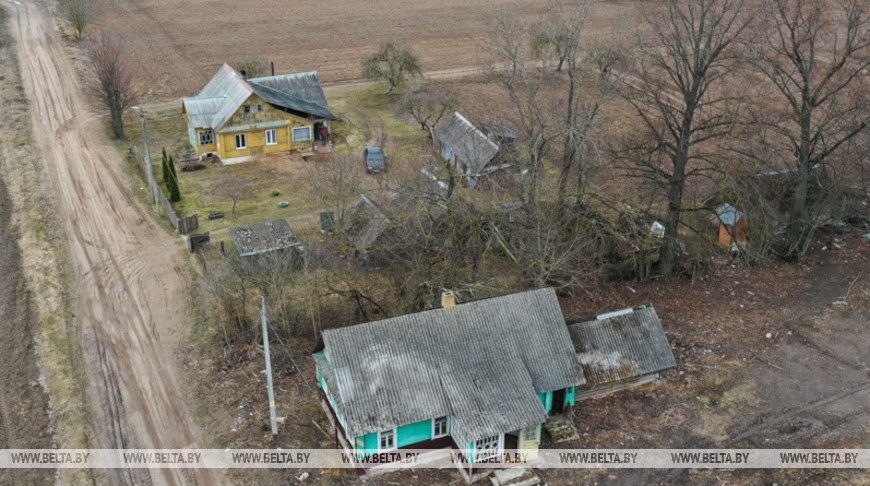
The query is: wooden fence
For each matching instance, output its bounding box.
[131,147,198,234]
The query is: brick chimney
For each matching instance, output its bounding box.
[441,291,456,308]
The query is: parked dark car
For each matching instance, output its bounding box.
[364,146,385,173]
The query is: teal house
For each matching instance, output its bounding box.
[313,289,585,469]
[313,288,676,478]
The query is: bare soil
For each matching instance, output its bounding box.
[8,0,224,484]
[0,152,55,486]
[90,0,641,101]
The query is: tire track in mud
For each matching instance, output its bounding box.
[9,1,224,484]
[733,381,870,441]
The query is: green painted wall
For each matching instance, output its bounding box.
[539,391,553,412]
[566,386,576,406]
[397,419,432,448]
[363,432,377,452]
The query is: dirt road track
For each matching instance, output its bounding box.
[7,1,224,484]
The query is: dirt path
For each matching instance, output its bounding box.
[7,1,223,484]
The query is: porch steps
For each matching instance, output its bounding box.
[175,144,200,164]
[544,414,579,443]
[490,466,542,486]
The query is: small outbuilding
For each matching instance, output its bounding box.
[434,112,500,182]
[715,203,747,247]
[567,304,677,401]
[228,218,301,257]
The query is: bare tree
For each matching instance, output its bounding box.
[309,152,364,230]
[755,0,870,257]
[534,1,623,204]
[621,0,753,275]
[362,40,423,95]
[233,54,268,78]
[214,175,250,214]
[400,84,458,137]
[87,33,138,139]
[59,0,95,40]
[488,13,561,206]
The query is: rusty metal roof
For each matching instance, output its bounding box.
[314,288,586,444]
[567,304,676,388]
[228,218,300,257]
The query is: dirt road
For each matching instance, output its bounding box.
[7,1,223,484]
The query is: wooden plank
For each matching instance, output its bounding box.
[574,374,660,402]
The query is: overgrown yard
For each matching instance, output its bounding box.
[184,226,870,486]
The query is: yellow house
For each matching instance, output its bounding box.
[182,64,336,160]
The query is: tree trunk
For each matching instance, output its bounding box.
[659,168,685,276]
[785,108,813,257]
[110,106,125,139]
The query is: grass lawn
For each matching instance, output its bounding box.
[112,84,429,235]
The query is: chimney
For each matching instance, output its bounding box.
[441,291,456,308]
[271,61,275,76]
[240,70,247,80]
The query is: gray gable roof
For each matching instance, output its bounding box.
[249,71,329,107]
[568,304,676,388]
[183,63,253,132]
[315,288,586,444]
[434,112,499,176]
[183,64,335,131]
[248,79,336,121]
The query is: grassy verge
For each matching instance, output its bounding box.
[0,8,96,485]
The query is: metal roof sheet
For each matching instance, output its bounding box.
[716,203,742,226]
[316,288,586,443]
[567,304,676,388]
[249,71,329,107]
[228,218,300,257]
[248,81,337,121]
[434,112,499,176]
[183,96,225,129]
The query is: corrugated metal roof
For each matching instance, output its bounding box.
[228,218,300,257]
[567,304,676,388]
[249,71,329,107]
[434,112,499,176]
[316,288,586,444]
[184,64,335,131]
[195,63,254,132]
[345,194,391,248]
[182,96,225,129]
[248,81,336,121]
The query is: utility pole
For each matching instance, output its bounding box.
[261,297,278,436]
[132,106,158,215]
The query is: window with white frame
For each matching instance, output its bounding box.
[265,129,277,145]
[433,416,449,438]
[256,103,263,112]
[378,429,395,451]
[235,133,247,150]
[292,126,312,142]
[474,435,500,462]
[198,129,214,146]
